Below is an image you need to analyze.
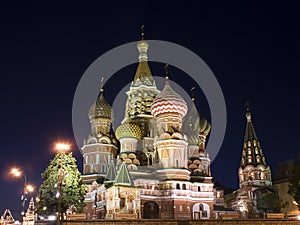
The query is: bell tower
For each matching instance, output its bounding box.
[238,105,272,188]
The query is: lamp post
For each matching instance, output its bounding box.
[55,143,70,225]
[10,167,34,217]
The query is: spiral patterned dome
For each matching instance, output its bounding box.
[199,116,211,136]
[115,123,142,140]
[151,79,187,117]
[89,90,112,120]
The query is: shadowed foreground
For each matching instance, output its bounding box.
[36,219,300,225]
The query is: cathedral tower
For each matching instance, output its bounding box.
[81,88,119,183]
[238,106,272,188]
[123,36,160,133]
[117,34,160,167]
[151,76,190,180]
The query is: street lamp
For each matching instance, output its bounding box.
[10,167,34,216]
[55,143,70,225]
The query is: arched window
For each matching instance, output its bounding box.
[256,155,261,163]
[193,203,210,219]
[248,148,251,155]
[182,184,186,190]
[247,156,252,163]
[176,183,180,190]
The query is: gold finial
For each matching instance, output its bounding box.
[141,25,145,40]
[100,77,104,92]
[164,64,169,79]
[246,102,250,112]
[245,102,251,122]
[190,87,195,102]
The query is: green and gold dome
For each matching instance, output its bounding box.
[199,116,211,136]
[115,123,142,140]
[183,102,211,145]
[89,89,113,120]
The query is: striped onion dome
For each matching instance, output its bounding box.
[115,123,142,140]
[89,89,112,120]
[151,79,187,117]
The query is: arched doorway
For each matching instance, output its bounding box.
[193,203,210,219]
[143,202,159,219]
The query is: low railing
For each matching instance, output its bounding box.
[66,213,87,220]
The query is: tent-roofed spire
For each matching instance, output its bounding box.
[105,159,117,183]
[132,26,154,86]
[240,104,267,168]
[1,209,15,223]
[244,104,258,142]
[114,162,134,186]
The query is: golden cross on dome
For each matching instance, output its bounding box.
[164,64,169,79]
[190,86,196,102]
[141,25,145,40]
[246,102,250,112]
[100,76,104,92]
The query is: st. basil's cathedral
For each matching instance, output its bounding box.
[79,36,273,220]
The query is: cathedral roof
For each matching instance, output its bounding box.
[240,107,268,169]
[114,162,134,186]
[124,38,159,120]
[151,79,188,117]
[244,109,258,142]
[115,123,142,140]
[105,161,117,183]
[1,209,14,222]
[183,102,211,145]
[132,40,155,87]
[199,116,211,136]
[89,89,112,120]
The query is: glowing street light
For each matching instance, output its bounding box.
[26,184,34,193]
[11,168,22,177]
[10,167,34,216]
[56,143,70,152]
[55,142,70,225]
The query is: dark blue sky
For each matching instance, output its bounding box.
[0,1,299,218]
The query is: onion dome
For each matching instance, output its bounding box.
[151,79,188,117]
[115,123,142,140]
[183,102,200,145]
[89,89,113,120]
[199,116,211,136]
[187,134,200,146]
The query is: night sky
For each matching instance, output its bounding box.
[0,2,299,218]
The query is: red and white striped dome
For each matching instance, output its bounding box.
[151,79,187,117]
